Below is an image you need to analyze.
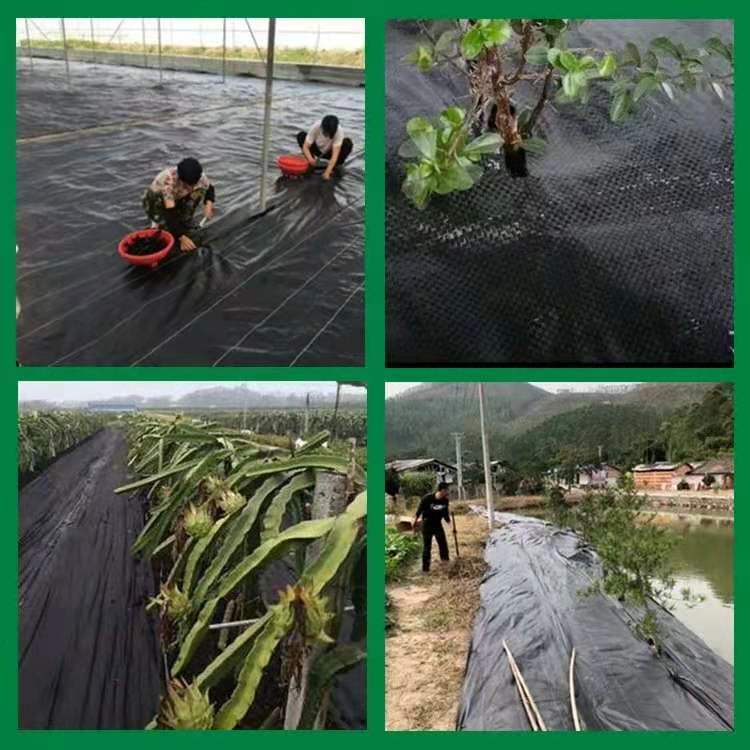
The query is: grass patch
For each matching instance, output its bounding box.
[21,38,364,68]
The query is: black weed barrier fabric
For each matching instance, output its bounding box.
[457,515,733,731]
[16,60,364,365]
[18,429,161,729]
[386,21,733,366]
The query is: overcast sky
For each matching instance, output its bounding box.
[384,382,641,398]
[19,381,364,403]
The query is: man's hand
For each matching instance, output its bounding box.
[179,235,197,252]
[303,142,316,166]
[203,201,215,220]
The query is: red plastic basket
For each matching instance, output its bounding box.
[277,154,311,177]
[118,228,174,268]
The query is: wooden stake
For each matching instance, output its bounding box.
[503,640,547,731]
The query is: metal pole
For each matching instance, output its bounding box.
[24,18,33,71]
[60,18,70,84]
[478,384,494,530]
[222,17,227,83]
[259,18,276,211]
[89,18,95,63]
[452,432,465,501]
[157,17,163,84]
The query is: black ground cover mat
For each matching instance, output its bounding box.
[18,428,161,729]
[386,21,733,366]
[16,60,364,365]
[457,514,733,731]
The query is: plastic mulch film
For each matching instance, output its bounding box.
[457,514,733,731]
[386,21,733,366]
[16,59,364,365]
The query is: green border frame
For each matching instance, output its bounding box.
[8,2,742,740]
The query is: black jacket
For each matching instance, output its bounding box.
[415,492,450,529]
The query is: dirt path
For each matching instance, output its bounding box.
[19,428,162,729]
[386,514,489,730]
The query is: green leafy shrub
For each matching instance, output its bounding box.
[398,471,436,499]
[400,19,733,207]
[386,527,421,581]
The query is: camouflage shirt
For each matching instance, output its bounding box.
[149,166,210,203]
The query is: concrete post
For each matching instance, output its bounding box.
[60,18,70,83]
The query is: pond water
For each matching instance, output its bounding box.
[514,508,734,663]
[669,521,734,664]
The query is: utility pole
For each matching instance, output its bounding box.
[451,432,465,501]
[304,392,310,436]
[478,384,494,530]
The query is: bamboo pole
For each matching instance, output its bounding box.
[569,648,581,731]
[503,640,547,731]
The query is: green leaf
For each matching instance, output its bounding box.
[402,165,431,210]
[525,44,550,66]
[171,597,221,675]
[214,518,337,602]
[633,74,659,102]
[464,131,503,156]
[610,90,632,122]
[406,116,438,160]
[641,50,659,72]
[398,139,420,159]
[213,604,293,729]
[661,81,675,101]
[598,53,617,78]
[115,457,206,493]
[622,42,641,66]
[301,492,367,596]
[435,29,459,55]
[559,50,578,71]
[261,471,315,544]
[548,47,562,67]
[461,27,484,59]
[520,137,546,155]
[705,36,732,63]
[434,162,475,194]
[651,36,681,60]
[439,106,465,129]
[482,20,512,47]
[711,81,726,102]
[191,473,291,603]
[196,612,273,690]
[226,453,349,490]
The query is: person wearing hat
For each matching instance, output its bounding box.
[143,157,216,251]
[414,482,451,572]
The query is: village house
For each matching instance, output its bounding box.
[632,462,693,490]
[683,459,734,490]
[576,463,622,489]
[385,458,456,485]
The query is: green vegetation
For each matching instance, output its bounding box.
[386,527,421,581]
[551,479,702,644]
[21,38,364,68]
[18,410,108,474]
[399,19,733,207]
[386,382,732,481]
[118,414,365,729]
[398,471,435,500]
[181,409,366,443]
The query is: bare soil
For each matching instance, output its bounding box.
[385,514,490,730]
